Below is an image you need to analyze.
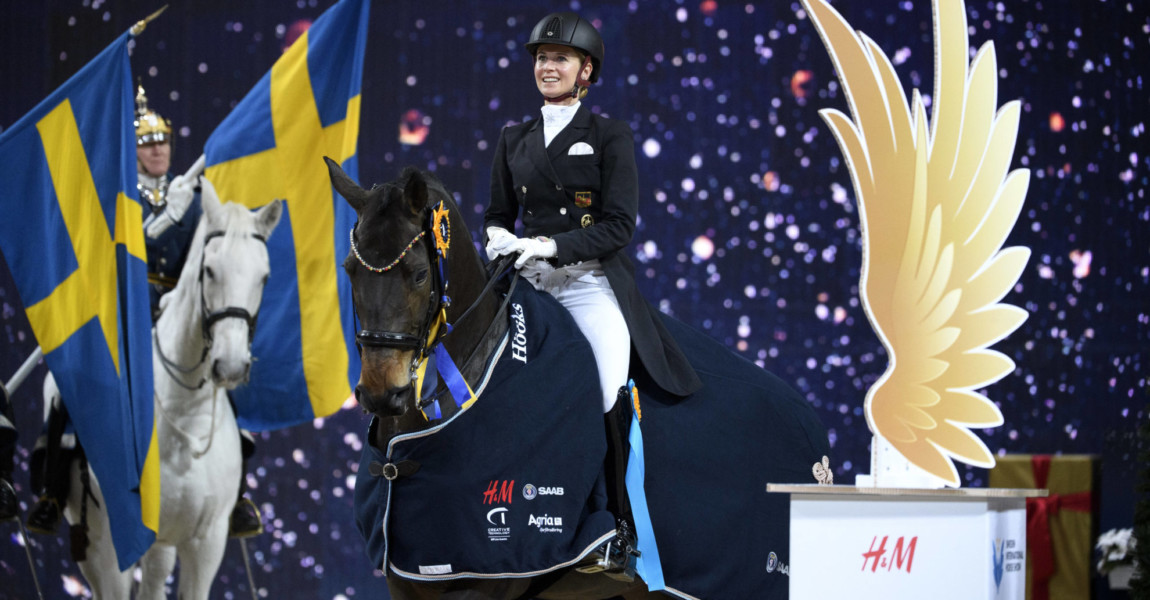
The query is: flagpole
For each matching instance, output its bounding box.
[129,5,169,37]
[2,346,45,599]
[4,346,42,397]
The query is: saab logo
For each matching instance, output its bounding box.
[483,480,515,505]
[765,551,790,576]
[523,484,537,500]
[528,513,564,533]
[486,507,511,542]
[861,535,917,573]
[538,486,564,496]
[510,303,527,363]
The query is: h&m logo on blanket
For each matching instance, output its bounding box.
[510,303,528,363]
[483,480,515,504]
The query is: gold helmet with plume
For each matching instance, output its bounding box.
[134,84,171,146]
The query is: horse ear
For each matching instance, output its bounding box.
[325,156,367,212]
[402,167,428,216]
[254,199,284,239]
[200,176,224,226]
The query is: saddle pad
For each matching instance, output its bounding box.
[354,284,616,580]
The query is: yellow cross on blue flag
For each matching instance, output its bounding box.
[204,0,369,428]
[0,32,158,568]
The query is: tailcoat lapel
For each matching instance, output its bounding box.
[524,119,562,187]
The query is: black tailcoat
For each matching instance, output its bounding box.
[485,105,702,397]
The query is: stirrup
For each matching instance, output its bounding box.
[575,530,640,580]
[26,496,63,535]
[228,496,264,539]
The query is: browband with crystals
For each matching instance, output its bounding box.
[350,228,425,273]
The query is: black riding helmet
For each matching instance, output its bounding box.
[525,12,604,84]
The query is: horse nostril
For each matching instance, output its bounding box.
[354,386,363,404]
[211,360,221,380]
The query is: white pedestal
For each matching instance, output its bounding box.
[766,484,1046,600]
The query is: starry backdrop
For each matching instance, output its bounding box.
[1,0,1147,598]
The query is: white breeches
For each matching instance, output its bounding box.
[524,259,629,413]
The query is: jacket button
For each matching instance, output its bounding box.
[560,207,567,215]
[555,184,562,191]
[521,186,527,194]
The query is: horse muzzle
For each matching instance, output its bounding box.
[354,383,414,417]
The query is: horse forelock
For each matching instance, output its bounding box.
[159,202,268,320]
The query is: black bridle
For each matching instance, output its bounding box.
[155,229,267,390]
[349,201,518,412]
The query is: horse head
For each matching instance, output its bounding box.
[326,158,441,418]
[197,178,283,389]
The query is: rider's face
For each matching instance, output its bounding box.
[533,45,589,102]
[137,141,171,177]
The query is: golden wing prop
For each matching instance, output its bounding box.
[801,0,1031,486]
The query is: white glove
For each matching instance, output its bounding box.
[165,173,195,222]
[485,226,518,261]
[510,236,557,268]
[144,174,196,239]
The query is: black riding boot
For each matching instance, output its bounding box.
[0,387,18,522]
[27,404,70,535]
[229,430,263,538]
[580,386,641,581]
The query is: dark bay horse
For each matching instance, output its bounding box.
[326,158,831,600]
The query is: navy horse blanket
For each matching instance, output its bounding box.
[354,284,830,598]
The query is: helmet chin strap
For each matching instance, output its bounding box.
[542,55,593,103]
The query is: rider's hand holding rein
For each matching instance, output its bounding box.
[509,236,557,268]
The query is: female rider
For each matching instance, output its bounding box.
[484,11,702,580]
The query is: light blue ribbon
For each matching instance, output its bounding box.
[624,380,664,590]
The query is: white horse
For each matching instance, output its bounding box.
[59,179,282,599]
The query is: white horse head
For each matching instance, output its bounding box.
[166,178,283,389]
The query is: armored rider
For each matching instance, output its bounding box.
[25,85,263,539]
[484,12,703,580]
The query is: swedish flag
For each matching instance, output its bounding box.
[0,33,157,568]
[205,0,368,428]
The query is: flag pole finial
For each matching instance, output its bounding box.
[130,5,169,37]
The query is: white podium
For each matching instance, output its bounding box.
[766,484,1047,600]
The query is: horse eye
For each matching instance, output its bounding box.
[415,269,429,284]
[205,266,215,280]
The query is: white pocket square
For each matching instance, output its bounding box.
[567,142,594,156]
